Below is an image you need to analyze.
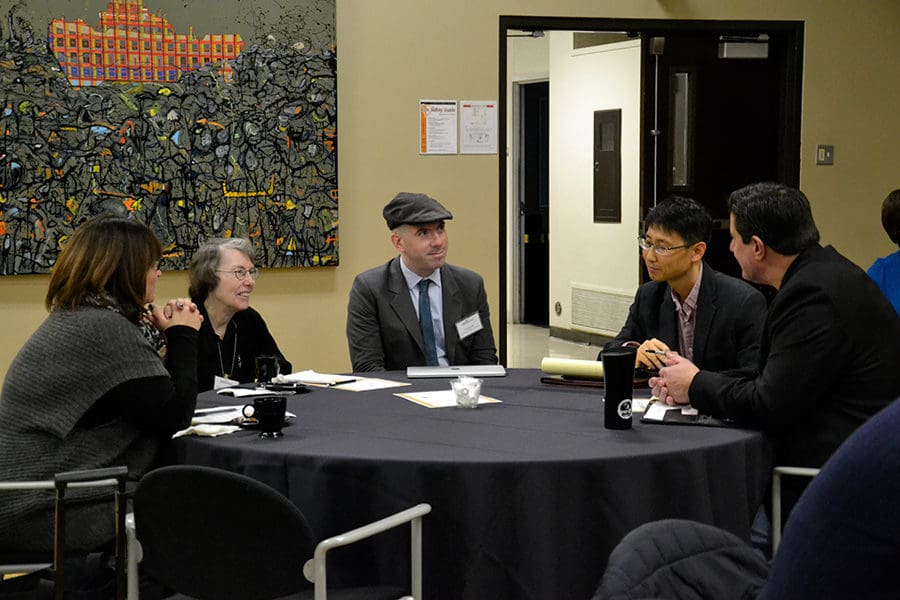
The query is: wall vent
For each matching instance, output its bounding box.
[571,284,633,336]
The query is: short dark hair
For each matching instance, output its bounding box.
[643,196,712,245]
[728,182,820,255]
[881,189,900,246]
[46,214,162,322]
[189,238,255,303]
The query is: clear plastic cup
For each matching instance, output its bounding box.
[450,376,482,409]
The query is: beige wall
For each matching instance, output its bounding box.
[548,36,642,335]
[2,0,899,380]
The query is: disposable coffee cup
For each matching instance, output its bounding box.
[601,347,636,430]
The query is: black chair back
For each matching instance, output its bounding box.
[134,465,315,600]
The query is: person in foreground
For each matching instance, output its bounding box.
[189,238,292,390]
[347,192,498,372]
[593,397,900,600]
[0,214,202,553]
[650,182,900,520]
[867,188,900,314]
[603,196,766,374]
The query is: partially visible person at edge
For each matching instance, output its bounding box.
[867,188,900,315]
[603,196,766,375]
[0,214,202,553]
[189,238,292,391]
[346,192,498,372]
[650,182,900,524]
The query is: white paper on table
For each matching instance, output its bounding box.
[191,405,296,425]
[216,387,277,398]
[334,378,411,392]
[643,402,682,422]
[192,406,246,425]
[278,370,357,386]
[632,398,655,414]
[394,390,502,409]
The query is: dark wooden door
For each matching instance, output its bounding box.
[520,81,549,325]
[642,31,798,282]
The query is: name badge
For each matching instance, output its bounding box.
[455,312,484,340]
[214,375,240,390]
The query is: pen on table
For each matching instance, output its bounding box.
[328,378,357,386]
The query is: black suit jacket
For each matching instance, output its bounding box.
[690,245,900,517]
[346,257,498,372]
[604,264,767,374]
[194,305,292,391]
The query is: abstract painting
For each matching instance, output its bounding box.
[0,0,337,274]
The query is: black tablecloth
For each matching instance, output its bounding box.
[172,369,771,600]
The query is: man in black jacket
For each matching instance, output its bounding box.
[652,182,900,520]
[605,196,766,375]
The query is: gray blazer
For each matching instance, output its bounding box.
[347,257,498,372]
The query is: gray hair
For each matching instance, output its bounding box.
[189,238,255,303]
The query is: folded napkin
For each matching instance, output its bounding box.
[173,424,242,438]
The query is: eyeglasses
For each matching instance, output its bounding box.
[216,267,260,281]
[638,237,691,256]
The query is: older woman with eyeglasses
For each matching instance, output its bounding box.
[189,238,292,390]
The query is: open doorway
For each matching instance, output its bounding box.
[499,17,803,365]
[518,80,549,326]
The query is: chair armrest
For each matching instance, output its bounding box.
[772,466,820,478]
[0,481,56,491]
[313,503,431,553]
[771,466,820,554]
[54,466,129,490]
[304,503,431,600]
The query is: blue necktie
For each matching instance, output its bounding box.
[418,279,439,366]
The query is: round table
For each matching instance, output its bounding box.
[172,369,771,600]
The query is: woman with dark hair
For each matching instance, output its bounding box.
[867,189,900,314]
[189,238,291,391]
[0,214,202,553]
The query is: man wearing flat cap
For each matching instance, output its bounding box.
[346,192,498,371]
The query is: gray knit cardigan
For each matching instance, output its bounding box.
[0,307,170,552]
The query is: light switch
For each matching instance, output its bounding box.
[816,144,834,166]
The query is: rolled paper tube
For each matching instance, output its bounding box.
[540,357,604,380]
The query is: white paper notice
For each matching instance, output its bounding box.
[419,100,458,154]
[459,100,497,154]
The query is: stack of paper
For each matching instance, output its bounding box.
[277,370,357,386]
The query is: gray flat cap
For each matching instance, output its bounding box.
[383,192,453,229]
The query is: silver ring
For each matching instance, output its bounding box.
[176,302,184,309]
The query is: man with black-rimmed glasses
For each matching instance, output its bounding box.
[602,196,766,376]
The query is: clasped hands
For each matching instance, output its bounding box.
[637,341,699,406]
[148,297,203,331]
